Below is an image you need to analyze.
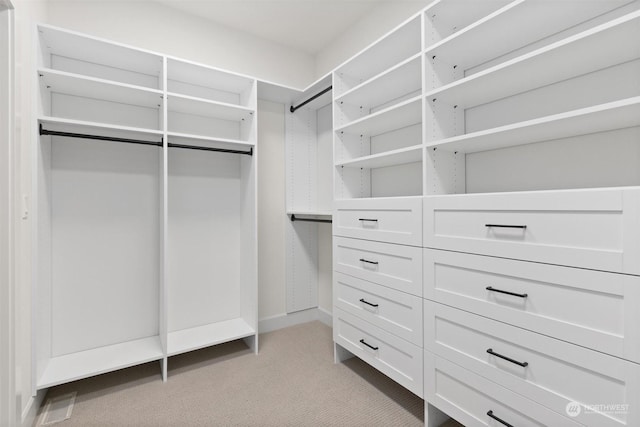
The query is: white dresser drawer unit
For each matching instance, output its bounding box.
[424,249,640,363]
[334,236,423,296]
[334,272,422,346]
[423,188,640,274]
[334,308,423,397]
[424,301,640,427]
[424,352,581,427]
[334,197,423,246]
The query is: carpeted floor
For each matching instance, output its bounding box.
[35,321,462,426]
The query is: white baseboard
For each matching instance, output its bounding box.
[22,388,46,427]
[259,307,333,334]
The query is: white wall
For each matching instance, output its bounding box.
[315,0,430,78]
[46,0,315,89]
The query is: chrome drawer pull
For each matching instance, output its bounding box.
[487,348,528,367]
[485,224,527,229]
[487,410,514,427]
[359,258,379,265]
[358,218,378,222]
[359,298,379,308]
[360,339,379,351]
[486,286,528,299]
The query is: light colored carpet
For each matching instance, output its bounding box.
[36,321,462,426]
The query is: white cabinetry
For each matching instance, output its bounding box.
[34,25,257,390]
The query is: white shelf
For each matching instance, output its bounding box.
[39,24,163,79]
[287,210,332,217]
[428,97,640,153]
[425,0,630,70]
[167,93,254,121]
[167,131,254,150]
[336,96,422,136]
[167,57,254,95]
[39,68,163,109]
[38,116,163,139]
[336,144,422,169]
[336,53,421,108]
[37,336,163,389]
[425,10,640,108]
[167,318,255,357]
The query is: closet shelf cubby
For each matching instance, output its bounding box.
[38,336,163,389]
[336,144,422,170]
[427,96,640,153]
[335,53,421,110]
[39,68,164,110]
[424,0,632,72]
[335,95,421,136]
[424,10,640,108]
[167,318,255,357]
[167,93,254,121]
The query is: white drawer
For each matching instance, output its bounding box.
[424,249,640,363]
[333,308,423,397]
[334,237,422,296]
[425,351,581,427]
[424,301,640,427]
[334,197,422,246]
[334,272,422,346]
[423,188,640,274]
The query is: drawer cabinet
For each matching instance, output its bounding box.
[334,236,422,296]
[424,301,640,427]
[424,351,581,427]
[334,197,423,246]
[424,249,640,363]
[334,308,423,397]
[334,272,422,346]
[423,188,640,274]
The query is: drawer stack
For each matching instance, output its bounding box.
[423,188,640,427]
[333,197,424,397]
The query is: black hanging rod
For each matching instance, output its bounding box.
[167,143,253,156]
[39,124,162,147]
[290,214,332,223]
[290,86,332,113]
[39,125,253,156]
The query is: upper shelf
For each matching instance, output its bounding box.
[336,95,421,137]
[428,97,640,153]
[39,68,163,109]
[336,53,421,109]
[425,10,640,108]
[336,144,422,169]
[424,0,634,71]
[38,24,163,89]
[167,93,254,121]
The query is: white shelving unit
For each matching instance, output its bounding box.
[33,24,257,390]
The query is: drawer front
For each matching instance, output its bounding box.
[423,188,640,274]
[424,249,640,363]
[334,308,423,397]
[424,301,640,427]
[334,272,422,346]
[334,237,422,296]
[424,351,581,427]
[334,197,422,246]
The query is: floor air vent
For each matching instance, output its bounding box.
[39,392,76,425]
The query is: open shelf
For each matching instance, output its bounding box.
[37,336,163,389]
[336,53,421,109]
[38,24,163,89]
[425,10,640,108]
[336,96,422,137]
[336,144,422,169]
[424,0,631,71]
[167,93,254,121]
[39,68,163,108]
[38,116,164,141]
[167,318,255,357]
[428,97,640,153]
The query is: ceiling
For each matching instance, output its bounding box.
[156,0,387,54]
